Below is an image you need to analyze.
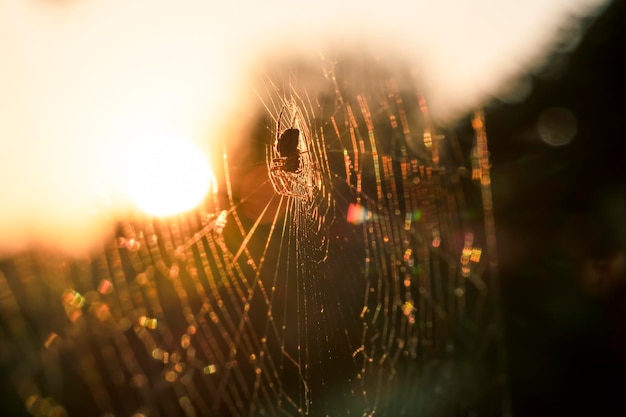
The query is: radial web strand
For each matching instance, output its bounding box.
[0,56,508,417]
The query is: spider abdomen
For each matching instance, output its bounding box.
[276,128,301,173]
[276,128,300,155]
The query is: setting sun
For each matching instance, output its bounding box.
[120,135,213,217]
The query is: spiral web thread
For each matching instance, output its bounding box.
[0,57,507,417]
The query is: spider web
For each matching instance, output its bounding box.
[0,55,507,416]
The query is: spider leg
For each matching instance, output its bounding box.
[277,107,286,142]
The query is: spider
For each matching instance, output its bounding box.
[273,108,301,173]
[268,107,308,197]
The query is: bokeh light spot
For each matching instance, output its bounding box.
[537,107,578,147]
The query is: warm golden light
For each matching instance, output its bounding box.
[120,135,213,217]
[0,0,607,254]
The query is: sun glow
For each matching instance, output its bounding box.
[0,0,607,253]
[120,135,213,217]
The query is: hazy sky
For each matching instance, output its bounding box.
[0,0,608,254]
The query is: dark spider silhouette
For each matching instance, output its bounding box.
[273,108,301,173]
[267,106,313,197]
